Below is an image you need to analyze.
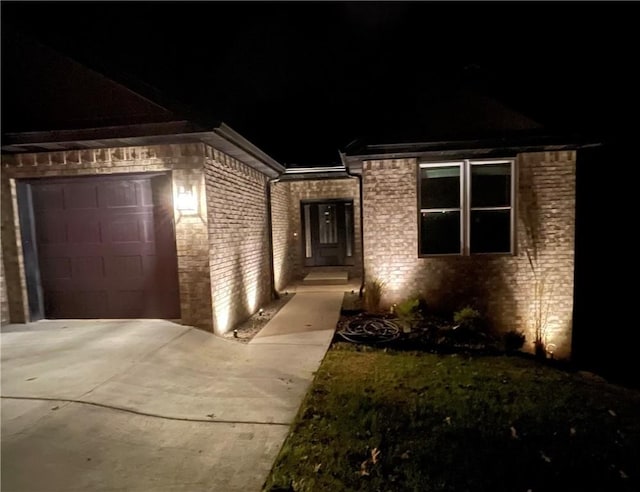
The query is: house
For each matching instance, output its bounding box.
[1,31,593,361]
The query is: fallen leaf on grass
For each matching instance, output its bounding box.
[608,409,617,417]
[314,463,322,473]
[510,426,519,439]
[359,461,369,477]
[401,451,410,460]
[444,416,451,426]
[540,451,552,463]
[619,469,628,479]
[371,447,380,464]
[570,427,576,436]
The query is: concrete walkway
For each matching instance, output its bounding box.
[0,293,343,492]
[251,291,343,346]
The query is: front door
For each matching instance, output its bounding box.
[302,201,354,266]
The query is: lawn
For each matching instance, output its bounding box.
[264,344,640,491]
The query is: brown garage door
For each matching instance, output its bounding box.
[29,173,180,319]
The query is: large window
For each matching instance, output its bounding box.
[419,159,514,256]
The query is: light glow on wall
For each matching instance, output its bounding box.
[244,270,260,313]
[366,259,573,359]
[215,301,231,335]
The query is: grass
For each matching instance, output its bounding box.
[264,344,640,491]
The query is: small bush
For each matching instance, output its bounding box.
[394,297,422,333]
[364,279,385,313]
[503,330,525,353]
[453,306,483,331]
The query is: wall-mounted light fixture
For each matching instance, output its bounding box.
[176,184,198,214]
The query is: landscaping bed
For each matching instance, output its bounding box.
[221,293,294,343]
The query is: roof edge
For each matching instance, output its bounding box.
[1,122,285,178]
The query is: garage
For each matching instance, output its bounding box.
[20,173,180,319]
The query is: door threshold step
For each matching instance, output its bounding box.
[302,271,349,285]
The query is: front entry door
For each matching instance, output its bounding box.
[302,201,354,266]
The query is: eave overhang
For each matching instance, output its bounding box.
[1,121,285,178]
[342,135,602,172]
[277,165,352,182]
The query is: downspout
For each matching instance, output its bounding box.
[266,175,281,300]
[340,151,365,298]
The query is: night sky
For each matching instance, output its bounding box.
[2,1,638,166]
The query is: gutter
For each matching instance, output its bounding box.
[340,150,365,298]
[213,123,284,176]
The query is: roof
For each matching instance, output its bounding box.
[341,132,601,171]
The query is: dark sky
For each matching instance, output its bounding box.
[2,1,638,165]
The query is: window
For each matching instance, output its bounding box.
[419,159,514,256]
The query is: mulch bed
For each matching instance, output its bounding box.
[221,293,295,343]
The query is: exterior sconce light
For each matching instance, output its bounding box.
[176,184,198,214]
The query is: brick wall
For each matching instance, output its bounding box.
[272,178,362,284]
[362,152,576,358]
[204,146,273,335]
[0,143,213,330]
[172,167,213,331]
[270,180,296,291]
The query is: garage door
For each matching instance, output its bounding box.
[29,173,180,319]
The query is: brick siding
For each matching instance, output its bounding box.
[362,152,576,358]
[204,146,273,334]
[270,180,296,291]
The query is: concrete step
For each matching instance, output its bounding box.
[302,270,349,285]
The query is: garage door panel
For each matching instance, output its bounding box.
[32,185,65,211]
[44,290,109,318]
[40,258,72,281]
[68,219,102,243]
[109,219,143,243]
[110,290,146,317]
[75,291,109,318]
[73,257,105,281]
[111,255,144,278]
[39,219,68,244]
[30,174,180,319]
[43,291,70,318]
[102,180,145,209]
[65,183,99,209]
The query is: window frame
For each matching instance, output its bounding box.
[418,158,515,257]
[418,161,465,256]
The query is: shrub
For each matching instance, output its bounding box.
[503,330,525,353]
[364,279,385,313]
[394,297,422,333]
[453,306,483,331]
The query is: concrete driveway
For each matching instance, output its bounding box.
[0,308,338,491]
